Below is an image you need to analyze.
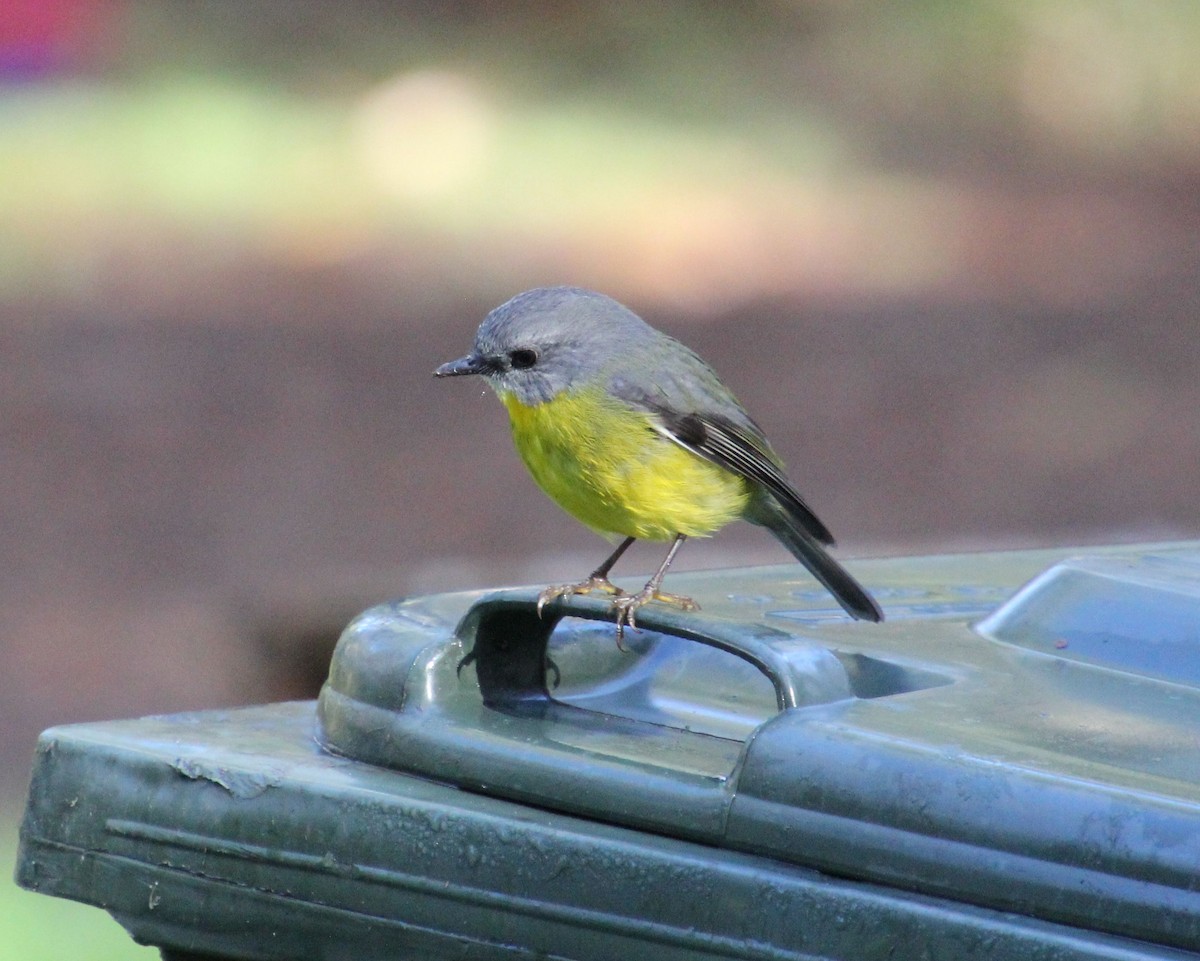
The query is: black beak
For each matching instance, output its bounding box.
[434,353,491,378]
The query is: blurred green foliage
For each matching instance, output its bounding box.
[4,0,1200,301]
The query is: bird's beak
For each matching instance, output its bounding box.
[434,353,489,378]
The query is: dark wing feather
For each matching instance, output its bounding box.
[605,340,835,546]
[604,345,880,620]
[653,409,836,547]
[660,408,881,620]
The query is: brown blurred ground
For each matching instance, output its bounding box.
[2,1,1198,795]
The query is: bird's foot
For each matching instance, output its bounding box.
[536,576,625,617]
[611,588,700,650]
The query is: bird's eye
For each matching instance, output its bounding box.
[508,348,538,370]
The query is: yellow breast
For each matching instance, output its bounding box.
[501,387,749,541]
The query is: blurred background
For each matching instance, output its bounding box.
[3,1,1199,954]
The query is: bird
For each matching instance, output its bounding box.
[434,286,883,641]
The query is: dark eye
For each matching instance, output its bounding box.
[508,348,538,370]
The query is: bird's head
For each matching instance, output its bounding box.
[434,286,658,405]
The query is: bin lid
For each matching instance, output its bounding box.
[317,542,1200,950]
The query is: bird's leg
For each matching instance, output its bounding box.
[536,536,636,617]
[612,534,699,645]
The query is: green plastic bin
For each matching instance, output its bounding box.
[16,542,1200,959]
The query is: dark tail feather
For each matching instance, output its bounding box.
[760,507,883,622]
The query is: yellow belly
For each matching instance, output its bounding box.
[501,388,749,541]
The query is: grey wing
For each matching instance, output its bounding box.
[608,347,836,547]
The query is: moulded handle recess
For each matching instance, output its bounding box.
[453,589,832,712]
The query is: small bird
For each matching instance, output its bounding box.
[435,286,883,640]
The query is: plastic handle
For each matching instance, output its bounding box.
[454,590,807,711]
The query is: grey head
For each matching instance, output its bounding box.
[434,286,661,405]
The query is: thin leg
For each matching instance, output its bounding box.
[592,536,636,580]
[611,533,699,645]
[642,533,688,597]
[536,536,637,617]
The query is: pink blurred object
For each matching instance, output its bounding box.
[0,0,118,78]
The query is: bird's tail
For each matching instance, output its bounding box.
[757,504,883,622]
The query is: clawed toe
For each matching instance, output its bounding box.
[539,534,699,650]
[536,576,624,617]
[651,591,699,612]
[610,588,700,649]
